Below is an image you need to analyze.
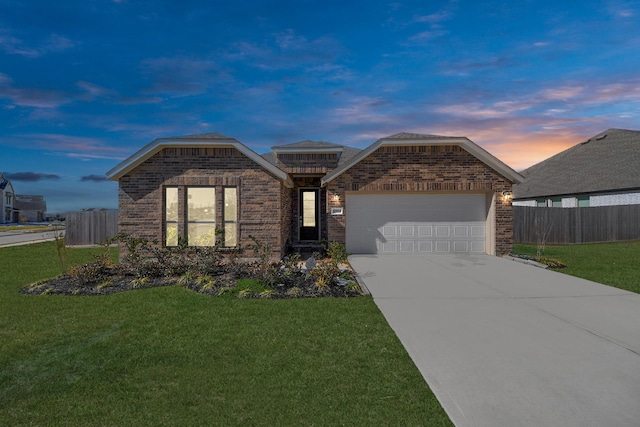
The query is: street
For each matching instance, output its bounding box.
[0,228,65,247]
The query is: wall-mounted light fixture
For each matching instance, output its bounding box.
[502,190,512,201]
[333,193,340,201]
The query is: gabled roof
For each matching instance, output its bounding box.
[106,133,294,187]
[0,174,9,190]
[513,129,640,199]
[321,132,523,186]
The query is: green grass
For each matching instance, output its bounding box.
[513,241,640,293]
[0,242,452,426]
[0,225,53,232]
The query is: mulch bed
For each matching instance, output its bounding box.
[20,261,364,298]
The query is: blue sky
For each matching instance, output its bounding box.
[1,0,639,213]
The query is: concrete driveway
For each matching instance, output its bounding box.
[349,254,640,427]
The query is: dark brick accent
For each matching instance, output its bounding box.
[276,153,338,174]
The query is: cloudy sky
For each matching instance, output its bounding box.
[1,0,639,213]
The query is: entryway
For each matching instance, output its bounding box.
[299,188,319,241]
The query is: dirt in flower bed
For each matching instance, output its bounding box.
[21,237,363,298]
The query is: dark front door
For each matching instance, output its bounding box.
[299,189,319,241]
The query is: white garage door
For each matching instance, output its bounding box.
[346,193,488,254]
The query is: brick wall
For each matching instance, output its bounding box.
[280,182,293,252]
[118,147,287,258]
[276,153,338,173]
[325,145,514,255]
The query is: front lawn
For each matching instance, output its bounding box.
[0,242,453,426]
[513,241,640,293]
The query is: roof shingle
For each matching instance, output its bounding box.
[513,128,640,199]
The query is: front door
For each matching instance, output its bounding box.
[299,189,319,241]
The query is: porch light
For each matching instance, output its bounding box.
[502,191,512,201]
[333,193,340,201]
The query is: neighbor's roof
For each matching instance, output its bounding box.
[321,132,523,185]
[15,195,46,211]
[513,128,640,199]
[105,133,294,187]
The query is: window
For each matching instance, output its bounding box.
[165,187,179,246]
[164,185,239,248]
[302,191,316,226]
[536,199,547,207]
[187,187,216,246]
[223,187,237,247]
[551,198,562,207]
[577,196,590,207]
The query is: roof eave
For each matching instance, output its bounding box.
[273,147,344,154]
[322,137,523,186]
[106,138,293,188]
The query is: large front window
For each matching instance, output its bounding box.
[187,187,216,246]
[164,185,238,248]
[223,187,237,247]
[165,187,179,247]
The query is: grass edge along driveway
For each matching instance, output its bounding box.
[513,241,640,294]
[0,242,453,426]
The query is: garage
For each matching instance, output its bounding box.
[345,193,491,254]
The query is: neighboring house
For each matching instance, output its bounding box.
[0,173,17,224]
[106,132,522,258]
[14,195,47,222]
[0,173,48,223]
[513,129,640,207]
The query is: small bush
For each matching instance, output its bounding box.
[67,261,112,286]
[130,277,150,288]
[325,241,349,264]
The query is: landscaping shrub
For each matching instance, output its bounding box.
[21,235,362,298]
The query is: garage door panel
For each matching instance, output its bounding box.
[400,226,414,236]
[453,241,469,252]
[383,225,397,237]
[418,241,433,252]
[381,240,397,252]
[471,241,486,252]
[400,241,415,252]
[454,226,469,237]
[435,241,451,252]
[418,226,432,236]
[346,193,489,254]
[435,226,450,237]
[471,226,485,237]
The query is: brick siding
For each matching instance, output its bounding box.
[325,145,514,255]
[118,147,287,258]
[276,153,338,174]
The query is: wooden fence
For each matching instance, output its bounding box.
[65,209,118,246]
[514,205,640,244]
